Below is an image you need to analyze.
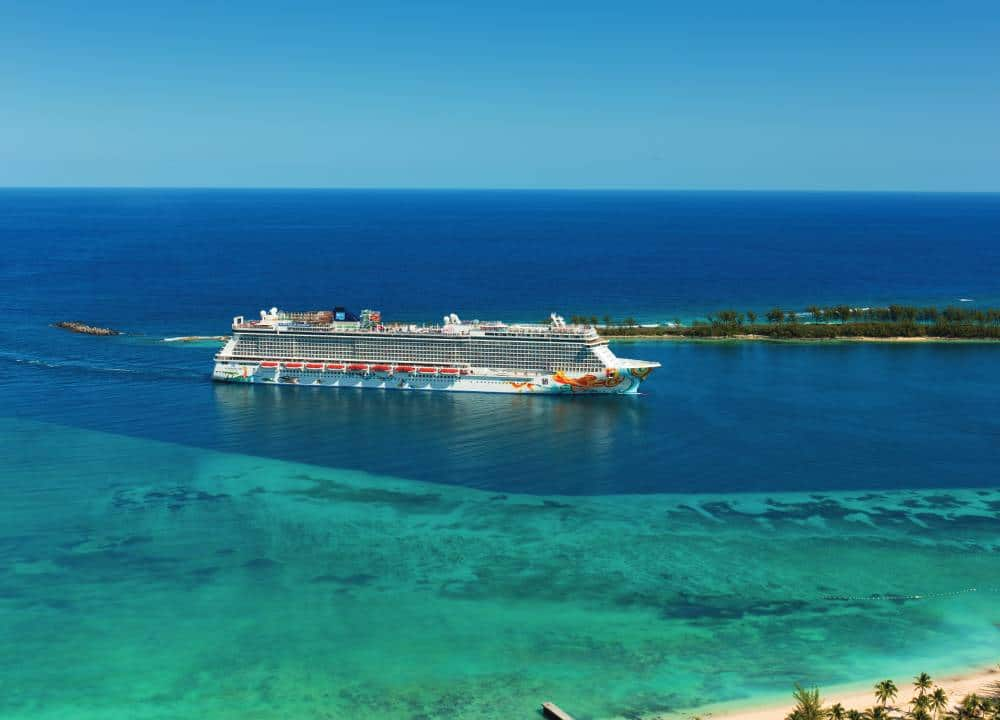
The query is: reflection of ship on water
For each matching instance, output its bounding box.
[213,306,659,395]
[211,381,649,493]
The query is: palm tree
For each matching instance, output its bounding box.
[929,688,948,720]
[875,680,899,708]
[747,310,758,324]
[602,314,612,328]
[911,693,932,720]
[958,694,986,720]
[848,710,864,720]
[787,684,825,720]
[985,698,1000,720]
[829,702,847,720]
[914,673,933,697]
[866,705,890,720]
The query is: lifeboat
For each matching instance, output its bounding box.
[259,361,278,368]
[439,368,458,374]
[305,363,323,370]
[284,362,303,369]
[326,363,345,370]
[348,363,368,371]
[459,369,470,375]
[394,365,415,373]
[417,367,437,374]
[371,364,392,372]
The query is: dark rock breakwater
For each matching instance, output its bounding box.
[53,321,121,336]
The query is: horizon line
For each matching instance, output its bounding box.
[1,185,999,195]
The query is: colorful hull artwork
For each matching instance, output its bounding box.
[212,363,654,395]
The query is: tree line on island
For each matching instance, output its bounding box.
[567,304,1000,339]
[784,671,1000,720]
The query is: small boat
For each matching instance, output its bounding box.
[259,361,278,368]
[305,363,323,369]
[439,367,458,374]
[348,363,368,371]
[394,365,415,373]
[417,367,436,374]
[284,362,303,369]
[326,363,345,370]
[371,364,392,372]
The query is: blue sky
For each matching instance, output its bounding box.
[1,0,998,190]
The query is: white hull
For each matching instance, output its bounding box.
[212,362,649,395]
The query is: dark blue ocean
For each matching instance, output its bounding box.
[2,189,998,494]
[1,189,998,720]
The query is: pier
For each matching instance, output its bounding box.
[541,701,575,720]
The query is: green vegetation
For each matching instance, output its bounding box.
[785,670,1000,720]
[789,684,827,720]
[587,305,1000,340]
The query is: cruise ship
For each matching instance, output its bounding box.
[212,307,659,394]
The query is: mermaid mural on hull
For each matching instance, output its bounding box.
[552,370,627,390]
[628,367,653,381]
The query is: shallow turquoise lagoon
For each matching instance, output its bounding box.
[3,418,997,720]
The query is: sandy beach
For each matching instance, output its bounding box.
[664,665,999,720]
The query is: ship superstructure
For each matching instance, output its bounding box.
[212,307,659,394]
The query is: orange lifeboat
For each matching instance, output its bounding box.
[439,368,458,374]
[284,362,303,369]
[395,365,415,373]
[417,367,436,374]
[259,361,278,368]
[348,363,368,371]
[326,363,345,370]
[305,363,323,370]
[371,364,391,372]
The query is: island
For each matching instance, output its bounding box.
[576,304,1000,341]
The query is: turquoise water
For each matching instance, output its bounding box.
[3,418,998,719]
[2,190,999,719]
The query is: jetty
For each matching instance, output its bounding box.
[53,321,120,336]
[541,701,575,720]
